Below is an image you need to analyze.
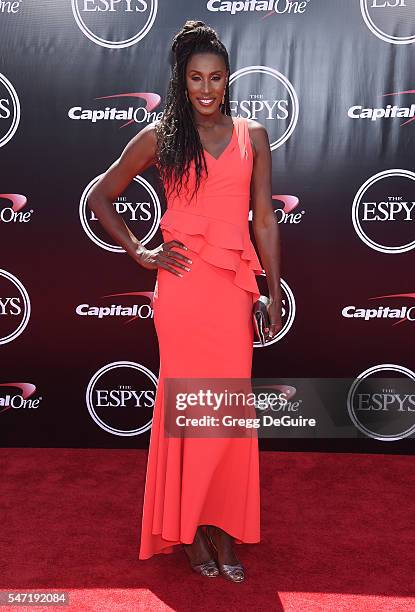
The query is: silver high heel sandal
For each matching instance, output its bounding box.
[183,537,219,578]
[205,525,245,582]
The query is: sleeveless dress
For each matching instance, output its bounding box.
[138,115,262,560]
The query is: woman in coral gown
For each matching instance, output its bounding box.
[87,20,282,582]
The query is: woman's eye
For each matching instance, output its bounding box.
[191,76,221,81]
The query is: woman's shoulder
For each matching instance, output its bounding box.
[246,118,269,138]
[142,120,159,143]
[138,120,160,166]
[245,118,270,158]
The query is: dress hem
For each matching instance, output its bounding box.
[138,522,261,560]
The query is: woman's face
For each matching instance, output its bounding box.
[185,52,228,115]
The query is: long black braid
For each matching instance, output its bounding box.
[155,20,231,204]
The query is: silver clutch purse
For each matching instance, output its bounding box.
[252,295,271,345]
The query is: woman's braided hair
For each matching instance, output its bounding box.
[155,20,231,204]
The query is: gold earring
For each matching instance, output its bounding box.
[185,90,189,101]
[222,92,225,105]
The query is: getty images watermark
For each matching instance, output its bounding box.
[164,377,301,438]
[162,375,415,440]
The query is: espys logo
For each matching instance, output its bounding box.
[207,0,312,16]
[86,361,157,436]
[348,88,415,125]
[0,269,31,345]
[230,66,298,150]
[342,291,415,326]
[352,169,415,254]
[76,290,154,322]
[347,364,415,441]
[71,0,157,48]
[0,73,20,148]
[360,0,414,45]
[0,0,21,13]
[253,275,295,347]
[68,92,161,127]
[249,195,304,225]
[79,174,161,252]
[0,194,33,224]
[0,383,42,413]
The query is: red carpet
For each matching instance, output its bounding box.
[1,448,414,611]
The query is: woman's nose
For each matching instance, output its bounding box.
[200,81,211,94]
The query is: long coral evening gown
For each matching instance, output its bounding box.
[138,115,263,560]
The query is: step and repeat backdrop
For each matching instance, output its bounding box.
[1,0,414,452]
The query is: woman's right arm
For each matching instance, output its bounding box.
[87,123,191,276]
[87,122,158,262]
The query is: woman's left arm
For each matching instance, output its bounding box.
[249,120,282,337]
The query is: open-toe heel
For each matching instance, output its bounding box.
[205,525,245,583]
[183,542,219,578]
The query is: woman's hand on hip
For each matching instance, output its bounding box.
[136,240,192,277]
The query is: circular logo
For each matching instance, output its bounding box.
[71,0,157,49]
[352,169,415,254]
[347,363,415,440]
[0,270,31,346]
[0,73,20,149]
[360,0,415,45]
[86,360,157,436]
[79,173,161,252]
[254,275,295,348]
[230,65,299,150]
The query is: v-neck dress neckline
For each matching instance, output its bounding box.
[202,117,236,162]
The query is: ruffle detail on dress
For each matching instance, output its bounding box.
[160,208,262,301]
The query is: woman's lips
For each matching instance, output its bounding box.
[198,98,215,106]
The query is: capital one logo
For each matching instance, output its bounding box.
[253,275,295,348]
[0,194,33,224]
[86,361,157,436]
[0,73,20,148]
[0,0,22,14]
[347,364,415,441]
[0,270,31,345]
[248,195,304,225]
[207,0,312,16]
[68,92,162,127]
[76,290,154,323]
[342,291,415,326]
[360,0,414,45]
[79,174,161,252]
[352,169,415,254]
[230,66,299,150]
[71,0,157,48]
[348,88,415,126]
[0,383,42,414]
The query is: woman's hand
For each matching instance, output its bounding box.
[265,296,283,339]
[136,240,192,277]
